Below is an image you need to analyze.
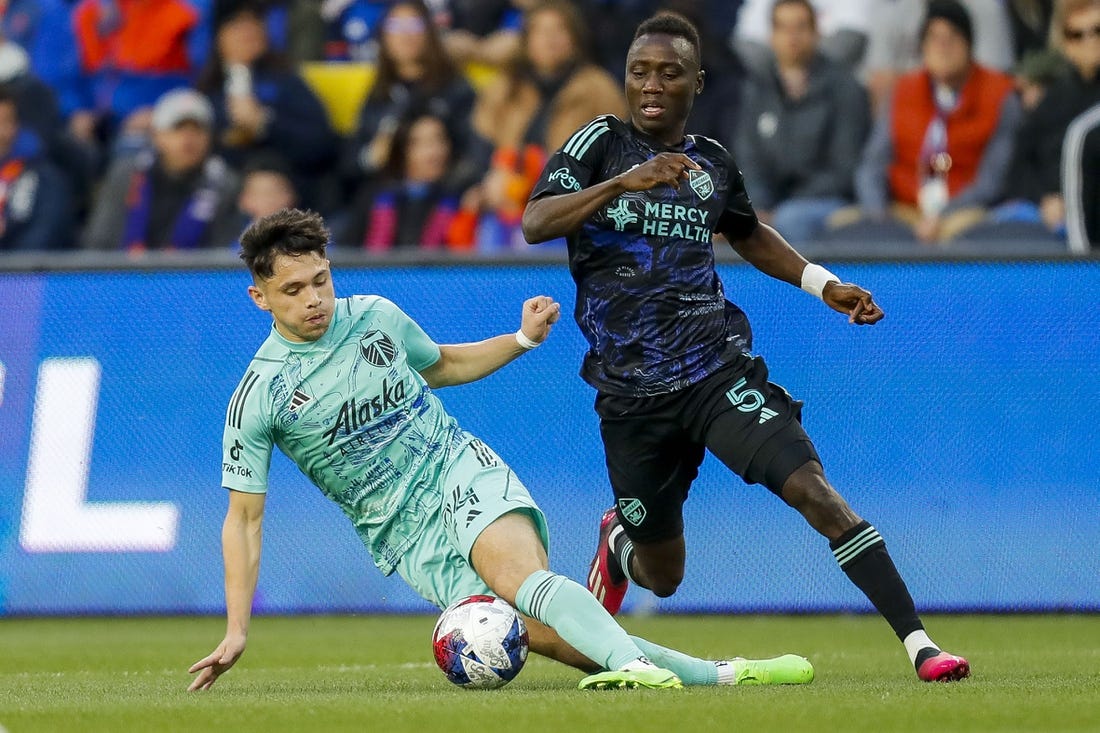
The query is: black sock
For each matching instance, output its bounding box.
[830,520,923,640]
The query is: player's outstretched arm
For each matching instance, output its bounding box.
[727,223,884,325]
[523,153,701,242]
[188,489,266,691]
[725,221,812,286]
[419,296,561,388]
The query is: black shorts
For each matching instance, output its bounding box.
[596,354,820,543]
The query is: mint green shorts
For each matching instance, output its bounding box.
[395,436,550,609]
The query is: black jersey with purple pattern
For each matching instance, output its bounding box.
[530,114,760,397]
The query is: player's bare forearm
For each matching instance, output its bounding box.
[188,491,264,691]
[522,177,628,243]
[422,336,529,388]
[726,222,809,287]
[222,491,264,637]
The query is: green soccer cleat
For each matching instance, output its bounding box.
[725,654,815,685]
[578,667,684,690]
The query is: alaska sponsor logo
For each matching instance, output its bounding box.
[617,498,647,526]
[322,378,406,445]
[548,166,581,191]
[359,331,397,367]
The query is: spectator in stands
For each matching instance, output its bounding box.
[734,0,869,243]
[733,0,874,75]
[192,1,308,67]
[0,87,72,251]
[860,0,1015,113]
[838,0,1021,245]
[196,1,338,212]
[70,0,201,151]
[342,0,483,194]
[995,0,1100,237]
[0,39,63,161]
[444,0,529,68]
[1007,0,1057,60]
[1013,47,1068,110]
[342,107,476,251]
[472,0,625,249]
[0,0,82,119]
[82,87,240,251]
[0,35,96,213]
[217,151,299,246]
[316,0,392,61]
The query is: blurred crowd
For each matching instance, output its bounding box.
[0,0,1097,256]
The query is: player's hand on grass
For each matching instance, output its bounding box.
[822,282,884,325]
[188,633,247,691]
[617,152,701,192]
[519,295,561,345]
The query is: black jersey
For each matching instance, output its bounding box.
[530,114,759,397]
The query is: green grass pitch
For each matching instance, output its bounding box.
[1,614,1098,732]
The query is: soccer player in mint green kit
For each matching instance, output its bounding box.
[187,209,813,692]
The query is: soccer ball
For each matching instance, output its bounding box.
[432,595,529,689]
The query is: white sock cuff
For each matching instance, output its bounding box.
[902,629,938,666]
[713,660,736,685]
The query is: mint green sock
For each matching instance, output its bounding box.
[630,636,720,685]
[515,570,643,671]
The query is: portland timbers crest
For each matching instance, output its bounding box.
[688,169,714,200]
[617,498,647,526]
[359,330,397,367]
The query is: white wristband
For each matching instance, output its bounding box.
[515,329,541,350]
[800,263,839,300]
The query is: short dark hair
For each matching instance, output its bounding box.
[632,12,702,66]
[240,208,329,279]
[771,0,817,32]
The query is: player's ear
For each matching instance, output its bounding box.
[696,68,705,95]
[248,284,271,312]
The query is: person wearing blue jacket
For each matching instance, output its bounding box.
[196,1,338,211]
[0,87,72,251]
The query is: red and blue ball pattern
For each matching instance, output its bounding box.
[432,595,529,689]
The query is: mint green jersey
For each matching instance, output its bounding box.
[221,295,465,575]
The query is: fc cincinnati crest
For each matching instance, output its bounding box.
[617,498,647,526]
[688,169,714,200]
[359,331,397,367]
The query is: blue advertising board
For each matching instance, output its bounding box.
[0,261,1097,615]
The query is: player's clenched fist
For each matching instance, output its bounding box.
[616,152,702,192]
[520,296,561,345]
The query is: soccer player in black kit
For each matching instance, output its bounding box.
[522,12,970,683]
